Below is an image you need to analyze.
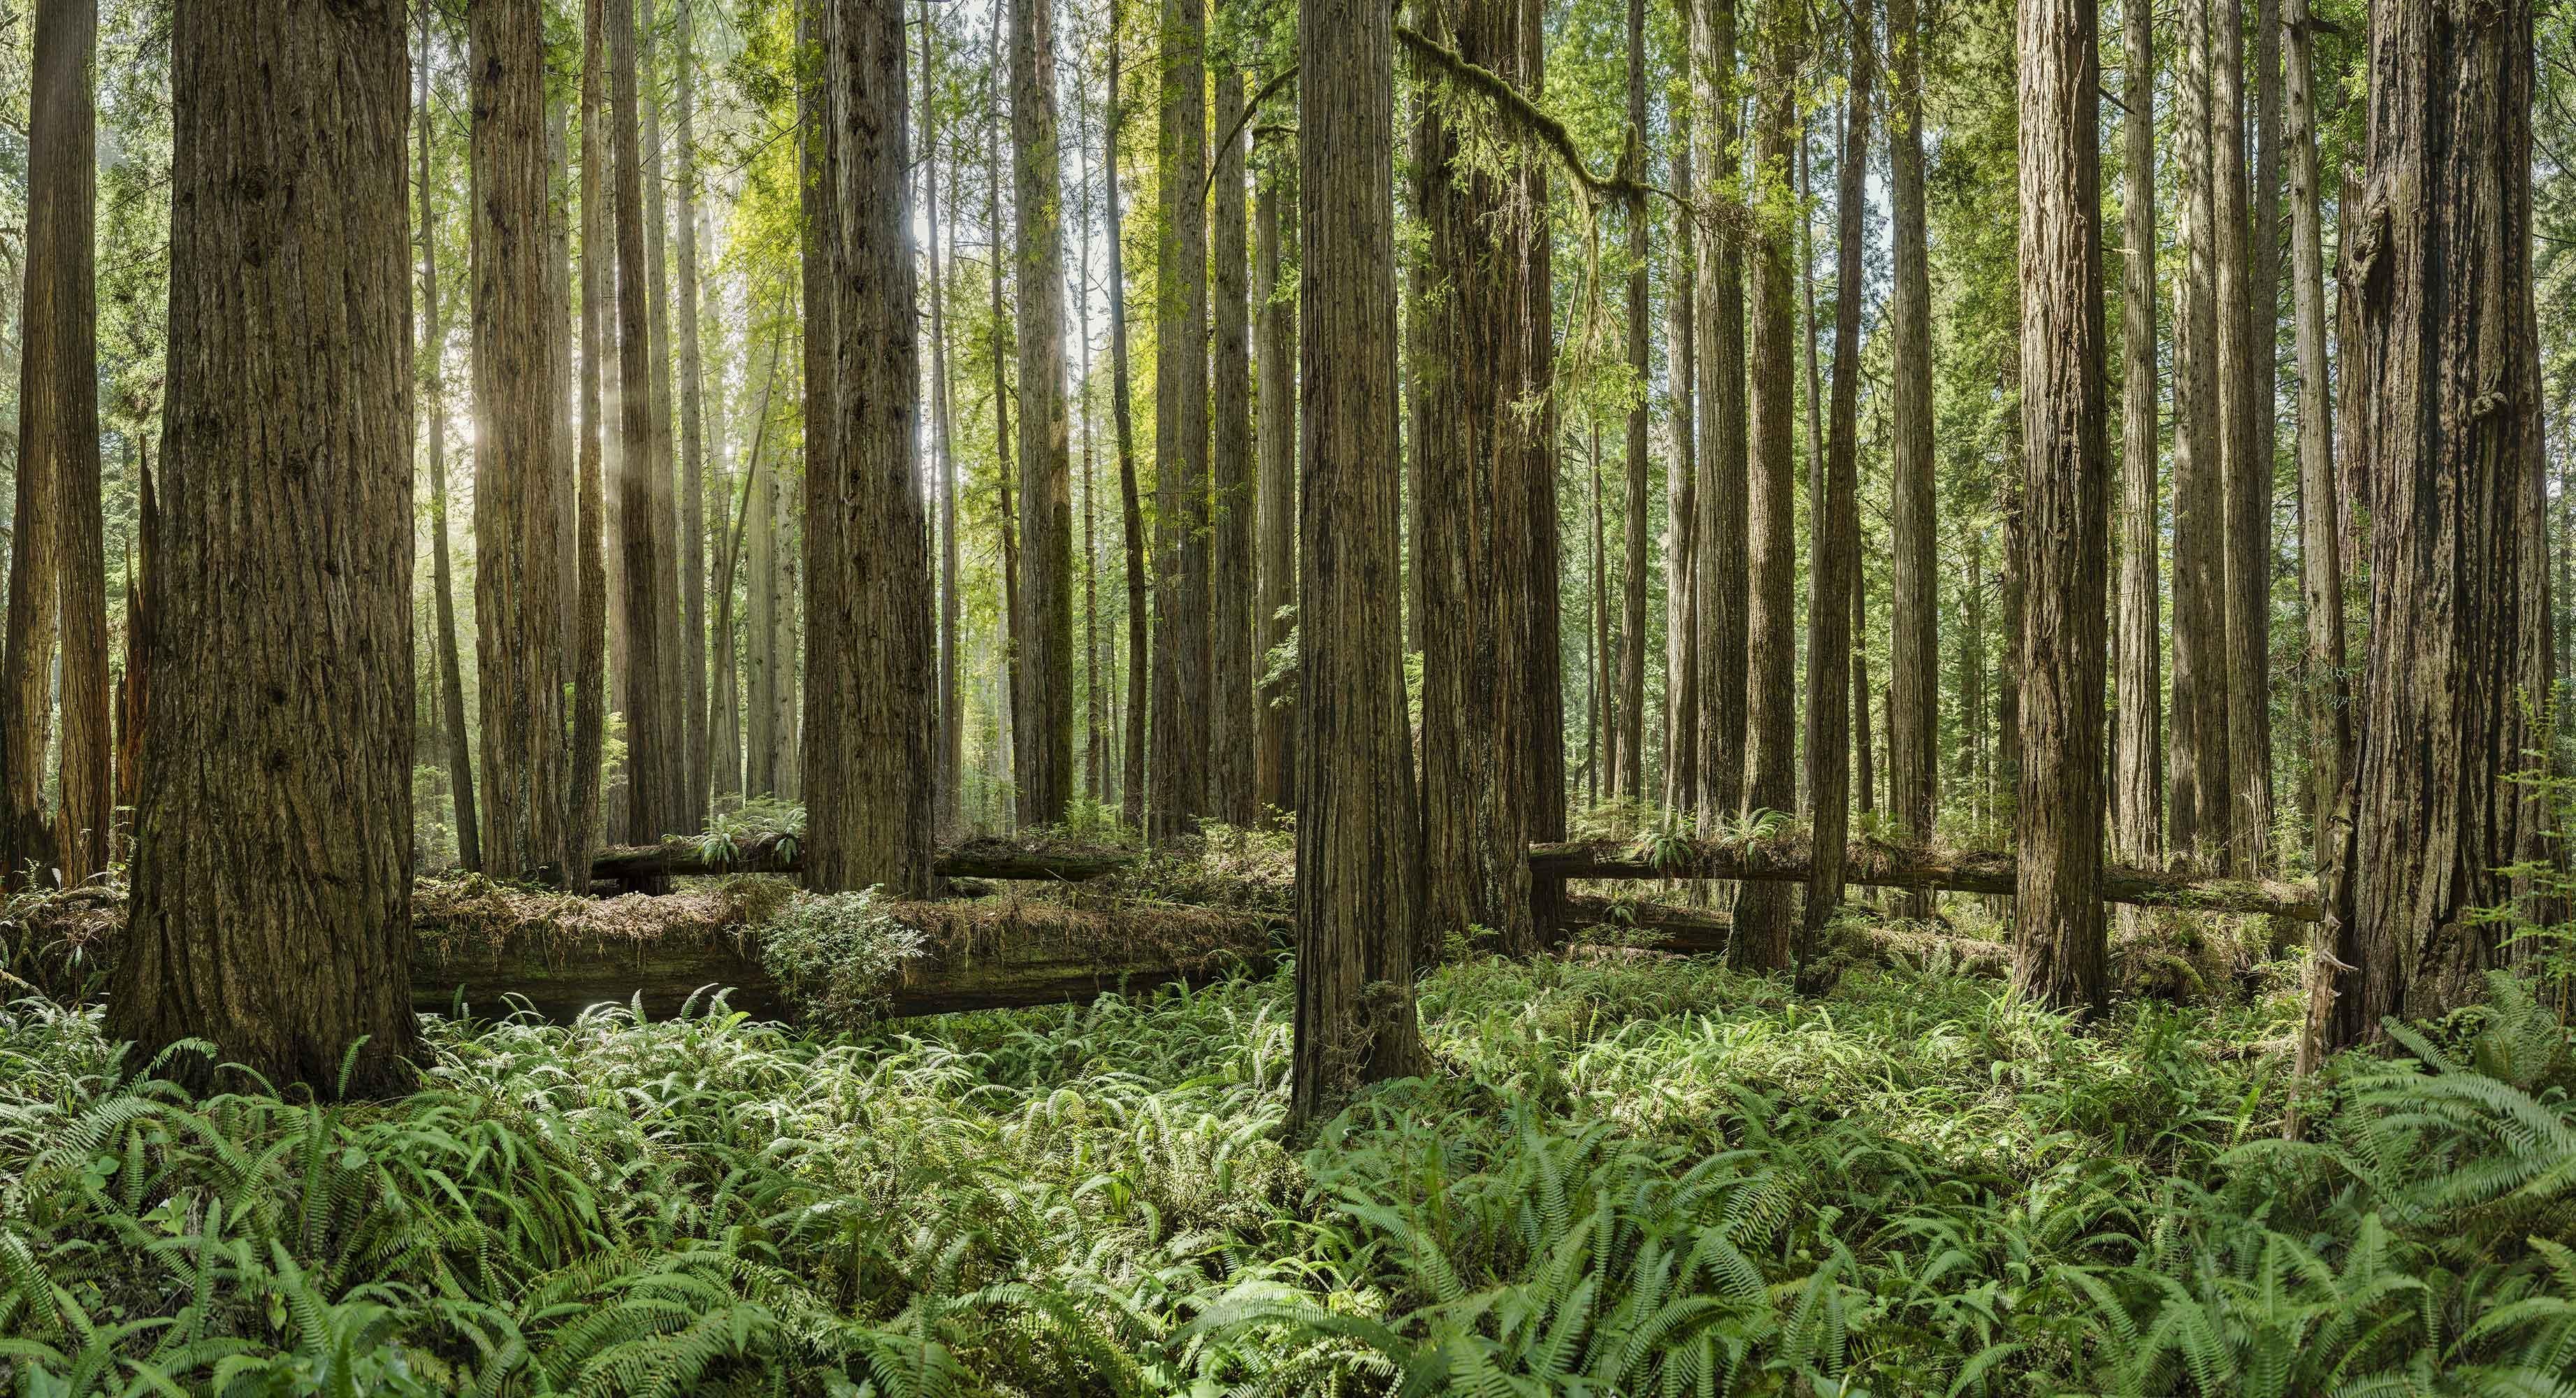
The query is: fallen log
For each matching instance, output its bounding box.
[1528,837,2321,921]
[583,833,1138,885]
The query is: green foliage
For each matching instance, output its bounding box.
[0,947,2570,1394]
[758,890,927,1032]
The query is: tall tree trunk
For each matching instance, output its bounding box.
[2284,0,2343,848]
[1150,0,1211,844]
[108,0,421,1097]
[1590,421,1611,812]
[22,0,106,885]
[2012,0,2110,1014]
[1692,0,1746,830]
[572,0,610,872]
[1074,68,1106,809]
[2114,0,2164,885]
[923,0,962,832]
[676,0,710,823]
[986,20,1024,828]
[1106,35,1149,831]
[639,0,691,834]
[1958,536,1988,800]
[1409,0,1555,957]
[472,0,573,882]
[1737,0,1802,970]
[746,332,783,798]
[1886,0,1937,903]
[1254,167,1298,816]
[1210,68,1257,827]
[1804,0,1869,972]
[616,0,681,844]
[1853,555,1873,814]
[1612,0,1649,802]
[421,21,482,875]
[2213,0,2273,874]
[1011,0,1075,828]
[1292,0,1423,1124]
[1663,0,1699,819]
[707,254,741,802]
[807,0,935,895]
[2170,0,2228,860]
[2308,0,2545,1054]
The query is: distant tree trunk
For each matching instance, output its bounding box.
[1590,421,1612,811]
[804,0,934,894]
[108,0,421,1097]
[1073,70,1106,809]
[1409,0,1554,957]
[1010,0,1075,828]
[746,333,783,798]
[472,0,572,883]
[1737,0,1803,970]
[2308,0,2545,1054]
[420,22,483,875]
[923,0,962,832]
[2171,0,2229,860]
[2113,0,2163,882]
[639,0,692,835]
[1210,68,1258,827]
[1254,168,1298,816]
[1150,0,1211,844]
[1959,537,1988,803]
[1998,459,2025,814]
[572,0,610,872]
[1803,0,1869,973]
[1106,36,1150,831]
[1612,0,1649,803]
[21,0,106,886]
[1692,0,1747,830]
[2285,0,2343,842]
[1293,0,1424,1124]
[707,261,741,804]
[2011,0,2109,1014]
[986,27,1025,826]
[2212,0,2272,874]
[1886,0,1937,902]
[1853,573,1873,815]
[1663,0,1699,819]
[115,449,152,860]
[676,0,710,823]
[616,0,681,844]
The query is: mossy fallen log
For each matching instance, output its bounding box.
[583,833,1139,885]
[1528,837,2322,921]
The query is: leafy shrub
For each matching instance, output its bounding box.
[757,888,926,1031]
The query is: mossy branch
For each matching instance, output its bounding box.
[1392,22,1676,214]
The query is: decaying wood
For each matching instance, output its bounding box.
[582,834,1140,884]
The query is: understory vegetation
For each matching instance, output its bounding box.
[1,934,2572,1395]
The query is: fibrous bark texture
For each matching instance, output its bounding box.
[1886,0,1937,907]
[2112,0,2162,879]
[1254,171,1298,816]
[616,0,682,844]
[1691,0,1746,828]
[1011,0,1075,828]
[1210,69,1257,828]
[1149,0,1211,844]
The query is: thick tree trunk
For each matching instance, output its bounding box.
[2113,0,2163,881]
[1663,0,1699,819]
[1149,0,1211,845]
[1804,0,1869,972]
[2013,0,2110,1014]
[2308,0,2546,1053]
[639,0,692,835]
[1692,0,1746,828]
[806,0,936,896]
[1106,38,1150,832]
[572,0,611,877]
[1886,0,1937,910]
[2171,0,2229,860]
[676,0,710,823]
[2284,0,2344,845]
[1254,170,1298,817]
[1010,0,1075,829]
[1210,70,1258,828]
[472,0,573,884]
[22,0,106,886]
[1293,0,1424,1125]
[1612,0,1649,802]
[1737,0,1803,970]
[108,0,421,1097]
[616,0,681,845]
[1,94,63,881]
[2213,0,2273,874]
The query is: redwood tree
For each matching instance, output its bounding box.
[1011,0,1076,828]
[1149,0,1212,844]
[1886,0,1938,902]
[1210,69,1258,827]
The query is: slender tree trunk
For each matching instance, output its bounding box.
[2170,0,2227,860]
[1105,36,1150,832]
[472,0,572,882]
[1291,0,1423,1125]
[2284,0,2343,847]
[746,331,783,797]
[108,0,421,1097]
[22,0,105,885]
[1737,0,1803,970]
[985,23,1024,828]
[419,22,483,875]
[639,0,692,834]
[2114,0,2164,886]
[572,0,610,872]
[1959,537,1988,802]
[1074,69,1106,809]
[1853,571,1872,815]
[707,254,740,802]
[1664,0,1699,819]
[1693,0,1747,830]
[1612,0,1649,802]
[2213,0,2273,873]
[1803,0,1869,973]
[1009,0,1075,828]
[806,0,934,895]
[1590,422,1611,814]
[676,0,710,822]
[1887,0,1937,902]
[923,0,962,832]
[2307,0,2545,1055]
[1150,0,1211,844]
[1210,68,1257,828]
[1254,168,1298,816]
[616,0,681,844]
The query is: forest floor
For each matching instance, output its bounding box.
[1,914,2571,1394]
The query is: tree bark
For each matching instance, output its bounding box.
[108,0,421,1097]
[1612,0,1649,802]
[676,0,711,823]
[1886,0,1937,911]
[639,0,691,834]
[985,22,1024,833]
[2212,0,2273,874]
[1692,0,1746,830]
[616,0,682,845]
[2170,0,2228,860]
[2013,0,2110,1014]
[806,0,936,897]
[1073,69,1106,810]
[572,0,611,876]
[1106,36,1150,833]
[2113,0,2163,882]
[420,22,483,876]
[1254,167,1298,817]
[472,0,573,884]
[922,0,962,833]
[1210,69,1258,828]
[2308,0,2546,1053]
[1011,0,1075,829]
[1804,0,1869,971]
[2283,0,2343,847]
[1663,0,1699,819]
[1737,0,1803,970]
[22,0,106,886]
[1293,0,1424,1125]
[1149,0,1211,845]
